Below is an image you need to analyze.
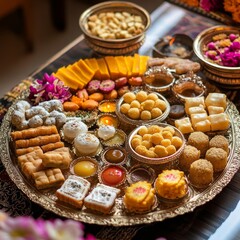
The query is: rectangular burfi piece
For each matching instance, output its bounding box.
[209,113,230,131]
[56,175,91,208]
[175,117,194,134]
[17,147,44,179]
[185,96,205,114]
[84,183,120,214]
[105,56,119,79]
[205,93,227,110]
[32,168,65,190]
[42,147,72,169]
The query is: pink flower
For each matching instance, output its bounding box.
[200,0,223,12]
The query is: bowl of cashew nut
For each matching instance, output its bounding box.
[79,1,151,55]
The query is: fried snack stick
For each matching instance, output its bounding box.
[15,134,60,149]
[41,141,65,152]
[147,57,201,74]
[16,146,40,156]
[11,125,58,140]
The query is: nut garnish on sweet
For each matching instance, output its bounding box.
[86,11,145,39]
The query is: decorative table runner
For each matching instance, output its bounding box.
[1,3,240,240]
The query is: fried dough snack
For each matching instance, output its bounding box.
[147,57,201,74]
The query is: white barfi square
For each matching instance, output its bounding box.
[56,175,91,208]
[84,183,120,214]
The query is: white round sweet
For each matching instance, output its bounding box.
[98,125,116,140]
[63,119,88,141]
[74,133,100,155]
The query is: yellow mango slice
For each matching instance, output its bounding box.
[124,56,134,77]
[76,59,96,82]
[132,53,140,76]
[115,56,128,77]
[139,55,150,75]
[54,67,81,90]
[104,56,119,79]
[84,58,101,80]
[96,58,110,80]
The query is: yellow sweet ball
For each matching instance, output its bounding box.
[135,145,148,155]
[171,136,183,149]
[141,99,155,111]
[138,126,148,136]
[154,99,167,111]
[142,134,152,141]
[162,126,175,135]
[141,140,152,149]
[140,110,152,120]
[166,145,176,155]
[120,103,130,114]
[161,139,171,147]
[132,134,142,141]
[149,147,155,152]
[151,108,162,119]
[130,100,141,109]
[135,91,148,102]
[131,137,142,149]
[154,145,168,157]
[162,130,173,140]
[147,92,159,101]
[123,92,136,103]
[147,125,162,134]
[128,108,140,119]
[150,132,164,145]
[145,150,157,158]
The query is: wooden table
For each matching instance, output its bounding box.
[1,2,240,240]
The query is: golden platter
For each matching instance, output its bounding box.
[1,90,240,226]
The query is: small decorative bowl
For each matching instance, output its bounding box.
[98,164,127,187]
[98,129,127,147]
[98,100,117,113]
[79,1,151,55]
[96,113,120,128]
[70,156,98,179]
[152,34,193,59]
[193,25,240,85]
[127,164,156,185]
[172,71,206,102]
[101,146,128,165]
[143,66,175,94]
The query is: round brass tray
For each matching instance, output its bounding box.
[1,90,240,226]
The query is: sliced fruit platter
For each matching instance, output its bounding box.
[1,53,240,226]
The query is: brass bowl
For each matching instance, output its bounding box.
[193,25,240,84]
[79,1,151,55]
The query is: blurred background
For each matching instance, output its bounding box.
[0,0,162,98]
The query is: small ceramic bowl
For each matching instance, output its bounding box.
[101,146,128,165]
[98,164,127,187]
[70,156,99,179]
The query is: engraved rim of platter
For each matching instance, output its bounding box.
[1,90,240,226]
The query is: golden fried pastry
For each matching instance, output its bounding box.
[189,159,213,187]
[42,147,72,169]
[209,135,229,154]
[188,106,206,115]
[207,106,224,115]
[41,141,65,153]
[15,134,60,149]
[56,175,91,208]
[17,147,44,179]
[188,131,209,157]
[32,168,65,190]
[179,145,200,171]
[193,119,211,132]
[185,96,205,114]
[205,93,227,110]
[205,147,228,172]
[155,169,188,199]
[208,113,230,131]
[124,181,155,212]
[11,125,58,140]
[16,146,40,156]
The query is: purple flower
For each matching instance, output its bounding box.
[29,73,72,104]
[220,51,240,67]
[229,34,237,42]
[207,42,216,50]
[229,41,240,51]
